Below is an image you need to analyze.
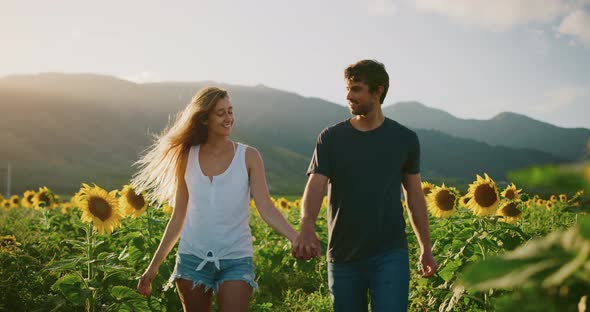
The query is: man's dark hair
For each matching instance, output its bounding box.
[344,60,389,104]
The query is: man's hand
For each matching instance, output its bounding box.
[292,221,322,260]
[419,251,437,277]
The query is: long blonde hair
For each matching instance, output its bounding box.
[131,86,229,204]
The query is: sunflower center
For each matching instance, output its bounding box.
[126,190,145,210]
[462,197,470,204]
[39,193,51,205]
[505,190,515,200]
[502,202,521,217]
[474,184,497,207]
[26,194,35,204]
[11,198,19,204]
[280,201,288,209]
[88,196,113,221]
[435,190,455,211]
[423,187,432,196]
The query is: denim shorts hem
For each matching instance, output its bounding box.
[166,273,218,293]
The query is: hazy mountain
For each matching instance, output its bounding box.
[384,101,590,161]
[0,74,567,195]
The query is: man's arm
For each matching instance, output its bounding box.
[293,173,328,260]
[402,173,437,277]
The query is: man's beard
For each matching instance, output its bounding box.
[350,102,371,116]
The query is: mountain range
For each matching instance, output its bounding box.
[0,73,587,195]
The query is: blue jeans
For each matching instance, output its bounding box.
[328,248,410,312]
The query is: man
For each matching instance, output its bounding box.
[292,59,437,311]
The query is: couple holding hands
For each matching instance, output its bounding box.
[135,60,437,312]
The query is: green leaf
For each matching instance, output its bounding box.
[461,257,559,291]
[578,216,590,240]
[438,259,462,282]
[111,285,143,300]
[44,258,81,272]
[110,286,150,310]
[51,273,89,306]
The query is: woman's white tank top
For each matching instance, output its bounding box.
[177,142,253,270]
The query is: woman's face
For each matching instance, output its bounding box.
[206,96,234,137]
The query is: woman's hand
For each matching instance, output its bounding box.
[137,266,159,296]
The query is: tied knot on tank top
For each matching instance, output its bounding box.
[196,250,221,271]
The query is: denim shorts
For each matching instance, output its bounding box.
[328,248,410,312]
[167,253,258,294]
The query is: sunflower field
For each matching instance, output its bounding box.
[1,171,590,311]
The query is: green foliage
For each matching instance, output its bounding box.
[1,191,588,311]
[508,165,590,197]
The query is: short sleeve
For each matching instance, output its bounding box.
[403,132,420,174]
[307,128,331,178]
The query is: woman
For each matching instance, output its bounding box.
[134,87,298,311]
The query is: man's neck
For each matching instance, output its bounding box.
[351,108,385,131]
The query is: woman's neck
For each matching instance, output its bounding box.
[202,134,231,151]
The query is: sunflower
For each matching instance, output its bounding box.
[501,183,521,200]
[0,235,22,255]
[276,197,290,211]
[119,185,148,218]
[1,200,11,209]
[498,201,523,223]
[322,196,328,209]
[426,183,459,218]
[401,199,407,210]
[249,199,256,209]
[546,201,555,210]
[21,190,36,209]
[585,164,590,182]
[32,187,57,210]
[60,202,73,214]
[559,194,567,202]
[78,184,122,235]
[550,195,558,202]
[465,173,500,216]
[292,199,301,209]
[8,195,20,208]
[421,182,436,197]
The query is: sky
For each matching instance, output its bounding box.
[2,0,589,128]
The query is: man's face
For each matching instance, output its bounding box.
[346,79,379,116]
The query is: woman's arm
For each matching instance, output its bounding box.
[137,152,189,296]
[246,146,298,243]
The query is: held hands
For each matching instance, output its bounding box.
[291,221,322,260]
[137,266,158,296]
[419,251,437,278]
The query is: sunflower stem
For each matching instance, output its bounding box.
[86,223,96,312]
[42,208,49,230]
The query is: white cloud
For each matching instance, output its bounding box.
[532,85,589,113]
[124,70,160,83]
[70,29,82,39]
[413,0,574,30]
[368,0,397,16]
[558,10,590,45]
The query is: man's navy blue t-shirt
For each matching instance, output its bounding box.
[307,117,420,263]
